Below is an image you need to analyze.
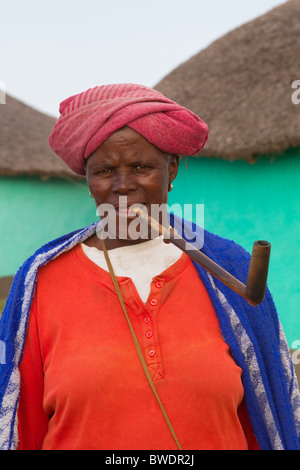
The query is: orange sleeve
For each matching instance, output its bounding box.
[17,293,49,450]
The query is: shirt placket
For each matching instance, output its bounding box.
[123,279,165,382]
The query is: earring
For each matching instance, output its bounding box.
[89,192,93,198]
[168,183,173,191]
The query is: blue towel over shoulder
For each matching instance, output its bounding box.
[1,217,300,450]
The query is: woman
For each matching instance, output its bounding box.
[0,84,299,450]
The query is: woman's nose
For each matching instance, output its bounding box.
[112,171,137,194]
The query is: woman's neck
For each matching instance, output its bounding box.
[83,233,159,251]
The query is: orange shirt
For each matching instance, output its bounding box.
[18,243,256,450]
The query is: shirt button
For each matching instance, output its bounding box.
[144,316,151,324]
[155,281,163,288]
[150,298,158,306]
[146,330,153,338]
[148,349,156,358]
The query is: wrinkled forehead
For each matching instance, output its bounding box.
[84,127,173,171]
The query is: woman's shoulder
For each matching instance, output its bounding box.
[201,228,252,285]
[172,215,251,277]
[203,228,251,264]
[8,223,98,295]
[19,223,98,271]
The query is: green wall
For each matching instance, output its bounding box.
[1,147,299,346]
[0,176,96,276]
[168,147,300,347]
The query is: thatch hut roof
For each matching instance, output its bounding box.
[155,0,300,162]
[0,94,78,178]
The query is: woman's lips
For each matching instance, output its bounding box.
[115,203,146,218]
[116,207,136,217]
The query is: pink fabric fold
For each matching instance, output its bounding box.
[49,83,209,175]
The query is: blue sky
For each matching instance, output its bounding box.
[1,0,284,117]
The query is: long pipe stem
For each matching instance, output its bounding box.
[132,207,271,306]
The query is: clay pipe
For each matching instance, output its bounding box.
[132,207,271,306]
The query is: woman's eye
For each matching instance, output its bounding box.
[135,165,148,171]
[96,168,112,175]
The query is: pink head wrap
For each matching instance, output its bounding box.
[49,83,209,175]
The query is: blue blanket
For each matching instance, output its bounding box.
[1,218,300,450]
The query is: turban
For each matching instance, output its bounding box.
[49,83,209,175]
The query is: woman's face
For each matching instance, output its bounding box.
[85,126,179,249]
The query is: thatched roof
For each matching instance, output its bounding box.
[0,94,78,178]
[155,0,300,162]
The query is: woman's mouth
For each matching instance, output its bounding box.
[116,206,136,217]
[115,202,147,218]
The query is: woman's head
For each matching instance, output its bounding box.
[85,126,179,245]
[48,83,209,247]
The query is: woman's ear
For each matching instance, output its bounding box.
[168,154,179,184]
